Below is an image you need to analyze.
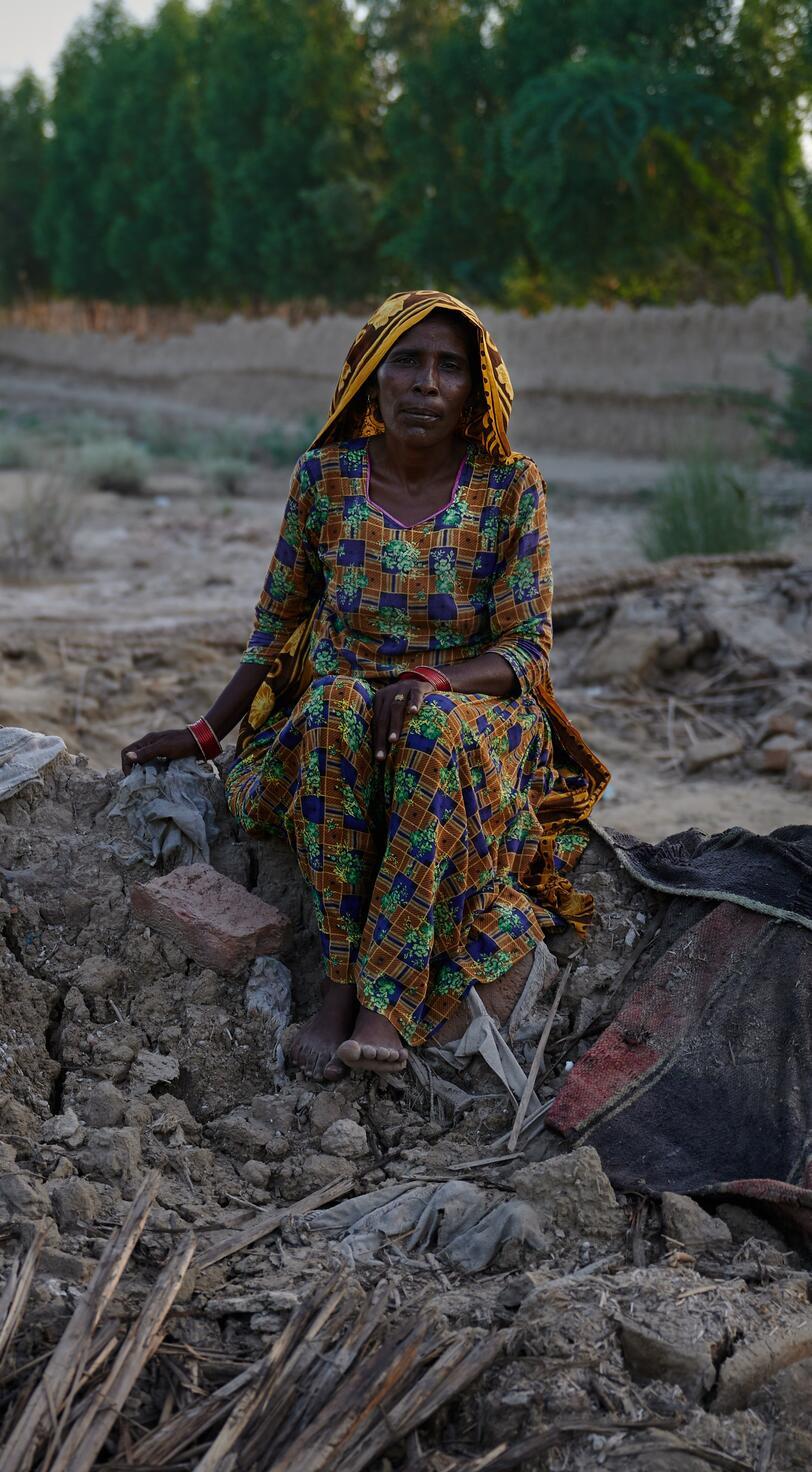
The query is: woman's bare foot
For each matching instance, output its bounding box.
[336,1007,407,1074]
[286,983,358,1081]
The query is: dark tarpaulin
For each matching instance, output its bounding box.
[548,826,812,1240]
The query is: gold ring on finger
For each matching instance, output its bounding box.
[393,692,406,703]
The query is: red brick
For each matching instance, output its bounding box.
[751,734,801,774]
[786,750,812,791]
[131,864,290,973]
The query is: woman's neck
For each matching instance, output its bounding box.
[368,432,466,493]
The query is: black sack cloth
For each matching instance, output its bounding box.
[549,825,812,1239]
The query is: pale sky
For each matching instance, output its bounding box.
[0,1,204,85]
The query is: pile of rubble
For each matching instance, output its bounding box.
[554,554,812,792]
[0,740,810,1469]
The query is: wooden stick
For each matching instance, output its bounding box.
[0,1222,47,1372]
[0,1170,161,1472]
[507,964,570,1153]
[195,1175,353,1271]
[49,1231,196,1472]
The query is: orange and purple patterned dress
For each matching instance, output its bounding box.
[225,435,606,1043]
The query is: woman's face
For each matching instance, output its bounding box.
[375,313,473,447]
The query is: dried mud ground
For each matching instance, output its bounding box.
[0,754,811,1470]
[1,458,811,838]
[1,447,812,1468]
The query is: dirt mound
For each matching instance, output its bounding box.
[0,749,809,1467]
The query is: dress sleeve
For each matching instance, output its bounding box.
[241,455,326,666]
[487,458,553,698]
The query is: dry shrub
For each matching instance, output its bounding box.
[73,436,152,493]
[0,473,79,575]
[202,455,251,495]
[0,429,35,470]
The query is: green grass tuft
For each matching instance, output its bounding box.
[638,451,778,562]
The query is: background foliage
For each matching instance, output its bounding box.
[1,0,811,308]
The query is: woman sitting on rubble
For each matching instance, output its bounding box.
[123,290,608,1081]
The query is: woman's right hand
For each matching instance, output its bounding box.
[121,728,199,775]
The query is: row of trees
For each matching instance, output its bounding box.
[1,0,811,308]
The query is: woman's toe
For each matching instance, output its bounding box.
[336,1039,362,1065]
[322,1054,346,1081]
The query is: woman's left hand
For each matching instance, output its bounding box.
[373,679,432,762]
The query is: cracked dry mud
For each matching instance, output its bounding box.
[0,753,810,1470]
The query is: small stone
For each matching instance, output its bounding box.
[41,1108,85,1147]
[76,1126,142,1187]
[280,1152,354,1199]
[74,956,124,999]
[320,1119,369,1159]
[39,1246,96,1283]
[617,1315,716,1401]
[310,1093,360,1133]
[251,1095,295,1132]
[151,1096,201,1142]
[787,751,812,790]
[0,1168,49,1217]
[81,1082,127,1129]
[716,1203,788,1250]
[49,1177,101,1231]
[513,1147,626,1240]
[661,1192,732,1252]
[0,1094,40,1139]
[683,734,743,774]
[752,734,802,773]
[239,1159,271,1188]
[131,863,290,973]
[130,1049,180,1095]
[209,1109,275,1159]
[88,1031,137,1082]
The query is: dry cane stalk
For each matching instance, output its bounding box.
[0,1222,47,1372]
[0,1170,161,1472]
[265,1320,439,1472]
[48,1230,196,1472]
[336,1331,506,1472]
[190,1284,347,1472]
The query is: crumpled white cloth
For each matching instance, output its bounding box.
[309,1177,546,1273]
[107,758,219,867]
[0,727,66,803]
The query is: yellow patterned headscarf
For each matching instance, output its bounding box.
[309,290,516,462]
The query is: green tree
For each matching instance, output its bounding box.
[0,72,49,301]
[101,0,211,300]
[498,0,812,302]
[36,2,136,298]
[199,0,380,303]
[369,0,512,298]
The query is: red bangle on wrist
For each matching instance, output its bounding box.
[187,717,222,760]
[397,666,453,692]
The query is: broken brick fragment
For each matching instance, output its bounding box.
[131,863,290,973]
